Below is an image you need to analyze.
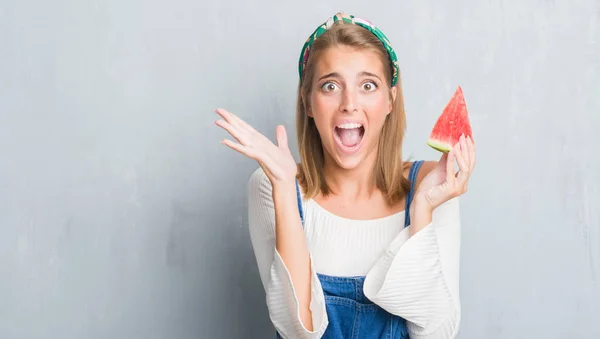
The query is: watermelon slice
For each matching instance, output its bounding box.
[427,86,473,153]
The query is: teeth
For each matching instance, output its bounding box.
[336,123,362,129]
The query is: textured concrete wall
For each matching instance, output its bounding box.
[1,0,598,338]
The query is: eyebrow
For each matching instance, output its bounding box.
[317,72,340,82]
[358,71,382,82]
[317,71,383,82]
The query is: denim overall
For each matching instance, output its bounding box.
[275,160,424,339]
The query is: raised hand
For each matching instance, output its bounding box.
[416,134,476,211]
[214,108,298,187]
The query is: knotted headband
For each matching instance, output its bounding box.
[298,12,399,87]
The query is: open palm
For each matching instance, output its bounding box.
[214,108,298,186]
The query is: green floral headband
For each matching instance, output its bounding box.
[298,12,399,87]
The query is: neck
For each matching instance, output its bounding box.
[323,147,379,199]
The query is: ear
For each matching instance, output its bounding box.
[389,86,397,113]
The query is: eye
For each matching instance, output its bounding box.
[362,81,378,92]
[321,82,339,92]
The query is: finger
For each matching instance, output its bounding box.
[459,134,470,170]
[468,136,476,172]
[221,139,260,160]
[221,139,249,156]
[215,119,247,145]
[215,108,245,129]
[455,144,470,185]
[216,108,255,131]
[438,152,448,170]
[446,145,457,185]
[276,125,288,149]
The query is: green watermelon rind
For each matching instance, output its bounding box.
[427,138,452,153]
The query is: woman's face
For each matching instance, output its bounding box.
[308,45,396,171]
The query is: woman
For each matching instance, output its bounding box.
[215,12,475,339]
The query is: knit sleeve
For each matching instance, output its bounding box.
[247,167,328,339]
[363,197,462,339]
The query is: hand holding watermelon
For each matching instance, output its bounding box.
[415,134,475,213]
[414,86,476,214]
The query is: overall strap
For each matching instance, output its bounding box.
[404,160,424,227]
[295,179,305,226]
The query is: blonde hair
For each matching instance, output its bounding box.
[296,22,411,205]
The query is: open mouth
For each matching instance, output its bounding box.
[333,122,365,152]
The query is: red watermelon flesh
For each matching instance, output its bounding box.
[427,86,473,153]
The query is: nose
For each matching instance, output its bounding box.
[339,87,358,114]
